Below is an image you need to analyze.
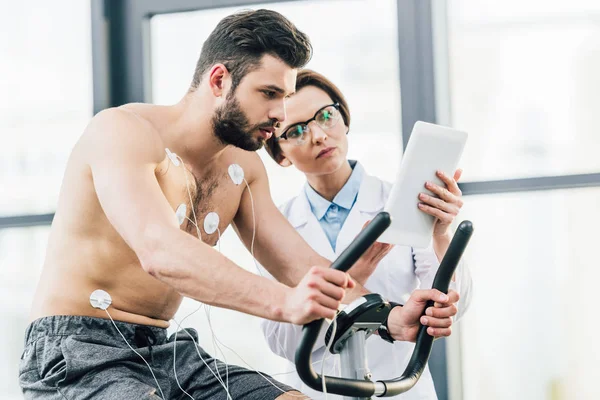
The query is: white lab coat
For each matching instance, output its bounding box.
[260,164,473,399]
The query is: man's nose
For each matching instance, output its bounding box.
[268,100,287,125]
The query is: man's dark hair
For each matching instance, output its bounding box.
[190,9,312,93]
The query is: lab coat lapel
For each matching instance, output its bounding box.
[303,213,336,261]
[287,190,336,261]
[335,171,386,256]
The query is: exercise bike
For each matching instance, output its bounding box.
[295,211,473,399]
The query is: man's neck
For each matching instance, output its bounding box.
[162,92,228,170]
[306,160,353,202]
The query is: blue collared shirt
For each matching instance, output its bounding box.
[304,160,363,251]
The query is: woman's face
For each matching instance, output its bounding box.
[277,86,349,176]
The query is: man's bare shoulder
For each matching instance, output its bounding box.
[80,106,165,164]
[223,147,269,185]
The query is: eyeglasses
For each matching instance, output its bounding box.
[275,103,341,146]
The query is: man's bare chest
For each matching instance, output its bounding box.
[158,159,245,246]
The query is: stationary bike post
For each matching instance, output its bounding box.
[339,330,372,400]
[324,294,391,400]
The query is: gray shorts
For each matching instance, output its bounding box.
[19,315,296,400]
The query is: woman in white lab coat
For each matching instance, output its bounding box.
[261,70,473,399]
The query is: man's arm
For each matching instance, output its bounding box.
[84,109,348,324]
[233,156,370,301]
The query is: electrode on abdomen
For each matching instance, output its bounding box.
[90,289,112,310]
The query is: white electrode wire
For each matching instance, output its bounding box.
[264,320,297,367]
[105,309,167,400]
[185,217,200,232]
[242,178,263,277]
[173,158,331,398]
[204,303,230,393]
[262,317,336,375]
[176,155,202,240]
[211,228,227,386]
[172,318,310,399]
[172,305,198,400]
[172,224,231,399]
[172,343,196,400]
[172,315,234,400]
[172,305,232,400]
[194,311,339,397]
[204,227,231,393]
[241,175,339,395]
[242,175,333,382]
[172,302,204,400]
[173,155,232,398]
[175,153,228,395]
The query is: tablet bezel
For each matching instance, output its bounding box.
[377,121,468,247]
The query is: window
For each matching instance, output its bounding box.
[0,1,93,217]
[446,0,600,181]
[0,226,51,399]
[458,187,600,400]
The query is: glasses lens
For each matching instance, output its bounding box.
[316,106,340,129]
[284,124,309,145]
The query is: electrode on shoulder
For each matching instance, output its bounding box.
[228,164,244,185]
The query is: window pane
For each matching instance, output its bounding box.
[150,0,401,374]
[444,0,600,181]
[458,187,600,400]
[0,226,50,399]
[0,1,93,217]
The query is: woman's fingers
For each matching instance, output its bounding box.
[418,192,460,215]
[418,203,454,224]
[436,170,462,196]
[424,181,463,207]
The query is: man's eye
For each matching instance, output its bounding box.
[263,90,276,99]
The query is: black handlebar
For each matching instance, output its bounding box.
[294,213,473,397]
[295,212,392,397]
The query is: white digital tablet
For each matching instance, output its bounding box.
[377,121,468,248]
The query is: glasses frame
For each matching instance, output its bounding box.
[275,103,341,144]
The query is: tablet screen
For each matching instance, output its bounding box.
[377,121,467,248]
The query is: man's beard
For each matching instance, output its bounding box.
[212,96,274,151]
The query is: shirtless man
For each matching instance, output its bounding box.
[19,9,459,400]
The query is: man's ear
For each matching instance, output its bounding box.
[208,64,231,98]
